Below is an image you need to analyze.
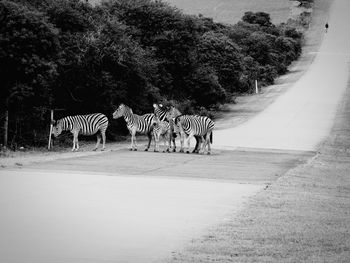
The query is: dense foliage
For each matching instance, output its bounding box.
[0,0,304,148]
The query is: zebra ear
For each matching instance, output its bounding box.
[51,119,56,125]
[153,103,157,108]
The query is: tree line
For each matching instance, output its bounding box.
[0,0,305,148]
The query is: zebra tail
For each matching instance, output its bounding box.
[210,132,213,144]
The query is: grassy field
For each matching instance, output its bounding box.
[164,0,293,24]
[89,0,294,25]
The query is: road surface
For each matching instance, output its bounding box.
[0,147,313,263]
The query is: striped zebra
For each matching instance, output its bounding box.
[164,105,204,153]
[174,114,214,154]
[152,117,172,152]
[153,104,178,152]
[113,103,155,151]
[51,113,109,151]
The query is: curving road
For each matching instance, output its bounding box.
[1,0,350,262]
[215,0,350,151]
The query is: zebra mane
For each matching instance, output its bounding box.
[122,104,133,114]
[174,114,184,124]
[60,117,73,130]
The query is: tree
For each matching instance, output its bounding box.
[197,31,245,93]
[0,0,305,147]
[242,11,272,27]
[0,0,59,146]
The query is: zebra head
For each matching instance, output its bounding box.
[113,103,130,119]
[165,105,181,122]
[51,119,63,137]
[153,103,165,119]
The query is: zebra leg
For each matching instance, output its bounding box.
[93,133,101,151]
[71,135,76,151]
[145,132,152,151]
[101,131,106,151]
[162,132,169,153]
[75,132,80,151]
[129,135,133,151]
[198,135,205,153]
[171,133,176,152]
[185,133,194,154]
[179,132,185,153]
[201,134,210,154]
[153,130,159,152]
[192,136,201,154]
[165,132,171,153]
[132,132,137,151]
[129,131,135,151]
[200,135,207,154]
[72,132,78,151]
[206,133,212,155]
[76,135,80,151]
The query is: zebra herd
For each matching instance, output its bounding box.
[51,103,214,154]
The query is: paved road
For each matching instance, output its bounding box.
[0,147,313,263]
[0,169,261,263]
[21,147,313,183]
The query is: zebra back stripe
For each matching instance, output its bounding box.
[59,113,108,135]
[153,105,168,121]
[114,104,155,134]
[132,113,155,133]
[175,115,214,137]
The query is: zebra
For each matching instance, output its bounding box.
[152,116,172,152]
[153,103,178,152]
[112,103,156,151]
[173,114,214,154]
[51,113,109,151]
[153,104,203,153]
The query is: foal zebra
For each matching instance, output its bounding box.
[174,114,214,154]
[153,104,178,152]
[113,104,155,151]
[153,104,203,153]
[152,117,172,152]
[51,113,109,151]
[164,105,204,153]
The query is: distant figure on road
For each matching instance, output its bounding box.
[325,22,329,33]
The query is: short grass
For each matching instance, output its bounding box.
[168,145,350,263]
[164,0,293,24]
